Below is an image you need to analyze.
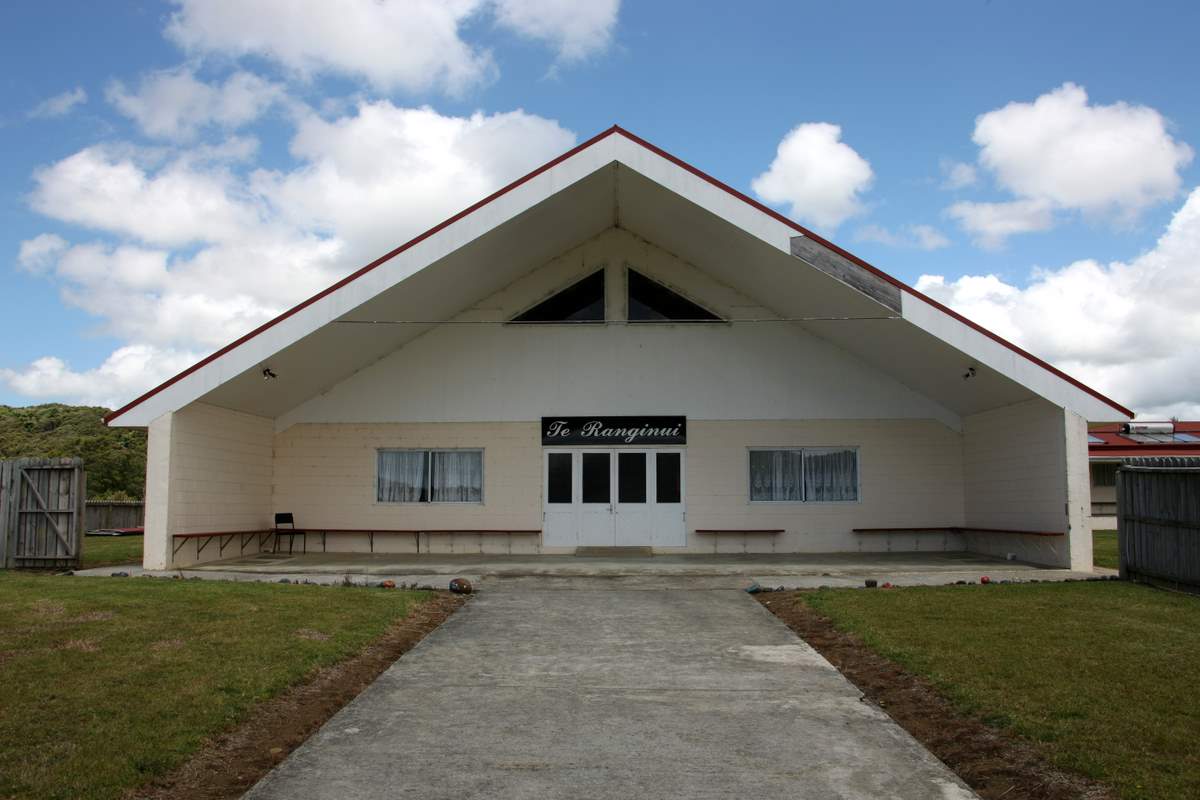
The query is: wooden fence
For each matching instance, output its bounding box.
[0,458,86,570]
[85,500,144,532]
[1117,458,1200,593]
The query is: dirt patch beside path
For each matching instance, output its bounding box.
[128,592,465,800]
[758,592,1115,800]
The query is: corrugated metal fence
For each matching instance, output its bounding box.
[85,500,144,531]
[1117,457,1200,593]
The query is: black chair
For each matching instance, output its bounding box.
[273,512,305,554]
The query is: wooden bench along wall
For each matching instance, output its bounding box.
[853,527,1064,537]
[693,528,785,554]
[170,528,543,562]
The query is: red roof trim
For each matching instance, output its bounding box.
[1090,447,1200,458]
[105,124,1133,424]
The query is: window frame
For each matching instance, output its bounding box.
[746,446,861,505]
[375,447,485,505]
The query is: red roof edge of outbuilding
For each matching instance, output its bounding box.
[104,125,1134,425]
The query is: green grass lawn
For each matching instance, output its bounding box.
[1094,529,1118,570]
[0,572,432,800]
[81,534,143,568]
[799,582,1200,800]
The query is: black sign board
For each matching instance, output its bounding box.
[541,416,686,446]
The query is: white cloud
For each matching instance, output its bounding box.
[166,0,496,95]
[164,1,619,94]
[975,83,1192,218]
[948,83,1194,246]
[910,225,951,251]
[107,68,285,140]
[856,223,950,251]
[0,346,201,409]
[8,104,576,405]
[492,0,620,61]
[24,237,344,354]
[918,186,1200,418]
[28,145,267,246]
[256,103,576,262]
[939,159,977,190]
[946,198,1054,249]
[28,87,87,118]
[17,234,68,272]
[751,123,874,230]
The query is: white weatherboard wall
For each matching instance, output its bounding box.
[271,419,966,555]
[143,402,274,568]
[1089,468,1118,530]
[961,399,1091,570]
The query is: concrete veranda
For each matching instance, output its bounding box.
[243,577,978,799]
[111,550,1102,590]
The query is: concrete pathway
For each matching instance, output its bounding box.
[244,580,976,799]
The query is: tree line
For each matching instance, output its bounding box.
[0,404,147,499]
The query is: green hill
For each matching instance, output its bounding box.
[0,405,147,499]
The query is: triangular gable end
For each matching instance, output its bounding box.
[103,125,1133,427]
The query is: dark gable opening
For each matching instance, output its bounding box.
[512,270,605,323]
[627,269,723,323]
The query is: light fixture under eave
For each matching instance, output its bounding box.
[262,368,278,381]
[962,366,977,381]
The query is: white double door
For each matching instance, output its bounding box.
[543,448,685,547]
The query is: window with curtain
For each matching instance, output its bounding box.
[749,449,803,501]
[377,450,483,503]
[803,448,858,502]
[748,447,858,502]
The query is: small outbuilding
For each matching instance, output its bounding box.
[106,127,1132,571]
[1087,421,1200,529]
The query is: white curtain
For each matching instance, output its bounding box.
[749,450,803,501]
[430,451,483,502]
[804,449,858,501]
[377,451,428,502]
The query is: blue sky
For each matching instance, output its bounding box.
[2,1,1198,416]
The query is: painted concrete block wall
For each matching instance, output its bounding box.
[961,399,1090,569]
[1062,410,1093,570]
[271,418,966,555]
[272,422,543,555]
[145,402,275,568]
[686,420,966,554]
[142,411,174,570]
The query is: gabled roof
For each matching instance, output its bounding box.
[105,125,1133,426]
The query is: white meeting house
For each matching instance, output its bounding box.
[106,126,1132,571]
